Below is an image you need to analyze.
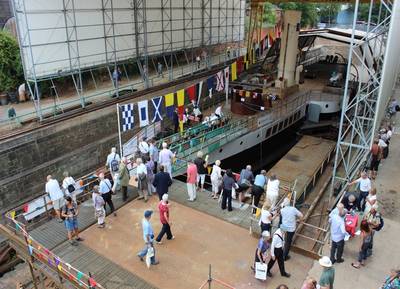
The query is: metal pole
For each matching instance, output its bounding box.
[330,0,360,197]
[208,264,212,289]
[117,104,123,156]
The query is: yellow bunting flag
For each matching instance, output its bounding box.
[165,93,174,107]
[177,89,185,106]
[231,61,237,81]
[10,211,16,219]
[58,264,62,271]
[179,121,184,133]
[28,238,32,244]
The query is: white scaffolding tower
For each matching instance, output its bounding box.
[331,0,400,195]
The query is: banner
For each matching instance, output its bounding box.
[165,93,175,119]
[187,85,196,102]
[121,104,135,132]
[177,89,185,121]
[224,66,230,95]
[150,96,163,122]
[215,70,225,92]
[207,76,215,98]
[231,61,237,81]
[138,100,149,127]
[196,81,203,105]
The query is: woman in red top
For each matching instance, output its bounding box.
[155,194,174,243]
[369,139,382,179]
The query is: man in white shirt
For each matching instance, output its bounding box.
[158,142,175,177]
[106,147,120,178]
[139,138,150,157]
[99,173,116,216]
[280,198,303,261]
[348,171,372,211]
[62,171,77,202]
[329,203,346,264]
[214,104,224,119]
[136,158,148,202]
[267,228,290,278]
[45,175,65,220]
[266,174,280,208]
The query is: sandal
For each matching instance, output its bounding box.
[351,263,361,269]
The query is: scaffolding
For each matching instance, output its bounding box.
[331,0,400,196]
[10,0,245,122]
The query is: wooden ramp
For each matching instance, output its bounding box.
[268,135,335,202]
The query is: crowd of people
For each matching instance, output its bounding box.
[40,117,399,288]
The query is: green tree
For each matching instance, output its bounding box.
[278,2,319,28]
[317,3,341,24]
[263,2,276,26]
[358,3,381,24]
[0,31,23,92]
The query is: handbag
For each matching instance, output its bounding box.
[255,262,267,280]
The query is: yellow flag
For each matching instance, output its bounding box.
[179,121,184,133]
[10,211,16,219]
[231,61,237,81]
[58,264,62,271]
[177,89,185,106]
[165,93,174,107]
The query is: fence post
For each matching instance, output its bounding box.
[208,264,212,289]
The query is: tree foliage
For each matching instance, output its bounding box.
[278,2,319,28]
[317,3,341,23]
[357,3,381,24]
[0,31,23,92]
[263,2,277,26]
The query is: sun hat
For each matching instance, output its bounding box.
[261,231,270,238]
[319,256,332,268]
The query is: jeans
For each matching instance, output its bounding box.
[359,190,369,211]
[138,243,156,264]
[330,239,344,262]
[267,247,287,276]
[121,186,128,201]
[284,231,295,259]
[358,245,369,262]
[221,189,232,211]
[102,192,115,213]
[156,223,173,242]
[252,186,264,213]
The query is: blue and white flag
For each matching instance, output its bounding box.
[121,103,134,132]
[151,96,163,123]
[138,100,149,127]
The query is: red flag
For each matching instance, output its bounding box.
[178,106,184,121]
[187,85,196,102]
[237,56,244,74]
[23,203,29,213]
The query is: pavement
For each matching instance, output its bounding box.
[306,109,400,289]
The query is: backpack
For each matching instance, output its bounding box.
[110,154,119,172]
[374,215,384,231]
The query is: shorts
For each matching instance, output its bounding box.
[197,174,206,185]
[370,158,380,171]
[64,218,78,231]
[52,198,65,210]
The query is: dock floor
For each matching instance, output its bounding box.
[267,135,335,200]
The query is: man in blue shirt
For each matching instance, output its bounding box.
[329,203,347,264]
[251,170,267,212]
[280,198,303,261]
[137,210,159,265]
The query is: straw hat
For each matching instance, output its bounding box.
[319,256,332,268]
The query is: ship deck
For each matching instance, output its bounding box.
[267,135,335,202]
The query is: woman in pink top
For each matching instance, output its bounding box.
[186,160,198,202]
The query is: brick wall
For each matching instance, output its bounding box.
[0,89,226,212]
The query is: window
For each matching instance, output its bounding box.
[266,127,272,138]
[278,121,283,131]
[272,125,278,134]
